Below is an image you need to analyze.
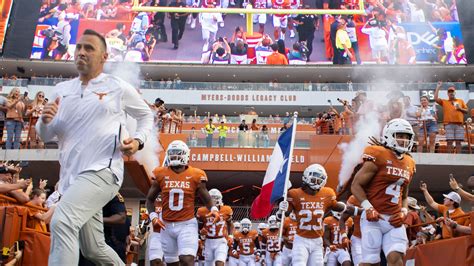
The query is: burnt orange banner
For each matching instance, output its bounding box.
[404,234,474,266]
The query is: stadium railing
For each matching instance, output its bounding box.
[0,194,50,265]
[25,78,468,92]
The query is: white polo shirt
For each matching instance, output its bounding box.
[36,73,154,194]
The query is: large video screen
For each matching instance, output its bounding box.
[30,0,467,65]
[0,0,14,52]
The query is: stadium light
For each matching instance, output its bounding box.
[132,0,366,34]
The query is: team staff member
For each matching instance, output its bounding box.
[79,193,129,266]
[168,0,189,49]
[37,29,154,265]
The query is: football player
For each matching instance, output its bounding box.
[233,218,260,266]
[278,163,348,266]
[146,140,220,266]
[271,0,291,40]
[351,118,416,266]
[261,215,282,266]
[343,195,362,266]
[280,213,297,265]
[256,222,268,265]
[228,222,242,266]
[252,0,269,34]
[196,188,233,266]
[323,211,353,266]
[148,195,164,266]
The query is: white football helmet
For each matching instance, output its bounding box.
[302,164,328,191]
[166,140,190,166]
[331,210,341,220]
[268,215,279,229]
[233,221,242,232]
[209,189,223,206]
[381,118,415,154]
[241,218,252,233]
[257,222,268,235]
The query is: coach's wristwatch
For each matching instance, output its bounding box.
[135,138,144,150]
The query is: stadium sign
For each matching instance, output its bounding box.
[187,148,308,171]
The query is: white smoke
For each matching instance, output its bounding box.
[337,110,382,187]
[336,83,408,187]
[105,62,160,176]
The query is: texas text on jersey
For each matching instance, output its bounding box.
[153,165,207,222]
[362,145,416,215]
[287,187,338,238]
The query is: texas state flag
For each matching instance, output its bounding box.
[250,124,295,219]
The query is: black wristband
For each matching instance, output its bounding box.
[135,138,144,150]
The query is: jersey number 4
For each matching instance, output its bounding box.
[385,178,405,204]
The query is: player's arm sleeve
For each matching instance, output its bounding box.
[121,80,154,143]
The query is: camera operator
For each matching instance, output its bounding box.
[210,37,231,64]
[361,8,389,64]
[338,98,354,135]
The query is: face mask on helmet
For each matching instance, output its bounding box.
[166,148,189,166]
[241,219,251,233]
[302,164,328,191]
[331,210,341,220]
[268,216,278,229]
[303,172,327,190]
[381,119,415,154]
[209,189,223,206]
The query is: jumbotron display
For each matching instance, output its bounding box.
[0,0,14,52]
[30,0,466,65]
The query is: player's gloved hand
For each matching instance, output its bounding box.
[227,235,234,246]
[389,212,406,227]
[232,249,238,256]
[329,245,338,252]
[279,200,289,212]
[341,236,351,249]
[207,206,221,224]
[365,207,382,222]
[149,212,166,232]
[200,227,208,236]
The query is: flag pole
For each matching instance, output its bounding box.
[277,112,298,249]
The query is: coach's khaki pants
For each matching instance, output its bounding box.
[48,169,124,266]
